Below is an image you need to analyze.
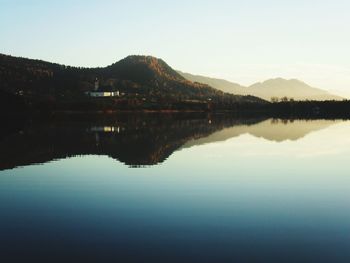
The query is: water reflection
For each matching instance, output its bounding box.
[1,115,350,262]
[0,114,342,170]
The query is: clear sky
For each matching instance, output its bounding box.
[1,0,350,96]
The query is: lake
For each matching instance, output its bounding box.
[1,114,350,262]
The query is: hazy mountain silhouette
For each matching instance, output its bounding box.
[179,72,343,101]
[178,71,245,93]
[0,114,341,171]
[249,78,343,101]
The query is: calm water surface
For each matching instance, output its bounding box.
[0,115,350,262]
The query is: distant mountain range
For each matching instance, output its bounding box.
[0,53,344,114]
[179,72,343,101]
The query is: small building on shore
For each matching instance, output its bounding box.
[85,78,120,98]
[87,90,120,97]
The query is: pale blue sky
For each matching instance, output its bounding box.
[1,0,350,96]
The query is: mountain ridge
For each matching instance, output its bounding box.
[179,71,343,101]
[0,53,263,106]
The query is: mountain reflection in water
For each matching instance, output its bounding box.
[0,114,341,170]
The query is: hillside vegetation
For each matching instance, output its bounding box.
[0,54,263,107]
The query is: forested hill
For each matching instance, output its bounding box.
[0,54,263,105]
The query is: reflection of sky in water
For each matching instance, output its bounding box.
[1,120,350,262]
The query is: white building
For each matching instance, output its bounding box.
[87,91,119,97]
[85,78,120,97]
